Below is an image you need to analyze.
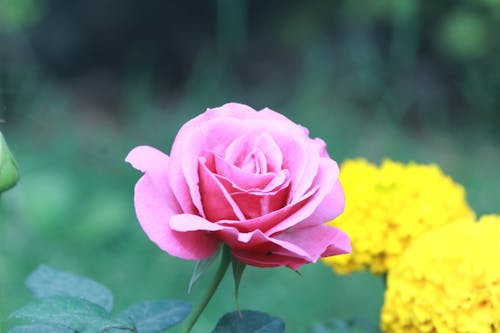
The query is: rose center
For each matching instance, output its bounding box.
[239,148,267,174]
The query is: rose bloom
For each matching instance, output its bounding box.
[126,103,350,269]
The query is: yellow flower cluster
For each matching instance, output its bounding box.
[322,158,473,274]
[381,215,500,333]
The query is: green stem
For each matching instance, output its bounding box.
[181,245,231,333]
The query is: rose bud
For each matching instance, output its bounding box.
[0,131,20,193]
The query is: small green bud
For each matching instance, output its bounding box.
[0,131,20,193]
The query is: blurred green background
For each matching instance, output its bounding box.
[0,1,499,332]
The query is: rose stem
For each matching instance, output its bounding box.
[181,245,231,333]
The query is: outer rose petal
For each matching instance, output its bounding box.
[169,214,348,269]
[170,214,310,258]
[294,179,344,230]
[128,151,218,259]
[126,146,170,191]
[265,158,342,235]
[231,225,350,269]
[275,224,351,260]
[231,250,309,269]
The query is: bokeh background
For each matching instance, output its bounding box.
[1,1,499,332]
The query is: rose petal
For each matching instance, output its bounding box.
[133,174,218,259]
[265,158,342,235]
[215,186,317,233]
[214,170,289,199]
[210,104,304,127]
[261,169,289,192]
[283,138,321,204]
[232,225,350,269]
[274,224,351,262]
[169,117,252,216]
[294,179,344,229]
[212,164,291,220]
[170,213,227,232]
[126,146,170,192]
[170,214,324,263]
[214,155,276,190]
[198,156,245,221]
[322,231,352,257]
[170,214,311,259]
[231,184,289,219]
[207,103,265,120]
[253,149,266,173]
[313,137,330,158]
[231,250,309,269]
[168,213,346,269]
[224,132,283,173]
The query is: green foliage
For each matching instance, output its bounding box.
[9,324,72,333]
[10,296,129,333]
[26,265,114,313]
[113,301,192,333]
[188,245,222,294]
[230,258,246,312]
[9,266,192,333]
[211,310,285,333]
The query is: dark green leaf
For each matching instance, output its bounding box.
[10,296,132,333]
[8,324,73,333]
[26,265,114,313]
[114,300,192,333]
[211,310,285,333]
[188,245,221,293]
[230,257,246,311]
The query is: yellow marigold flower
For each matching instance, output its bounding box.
[381,214,500,333]
[322,158,473,274]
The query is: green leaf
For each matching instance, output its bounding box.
[8,324,73,333]
[26,265,114,313]
[230,257,246,311]
[188,245,221,293]
[10,296,132,333]
[211,310,285,333]
[114,300,192,333]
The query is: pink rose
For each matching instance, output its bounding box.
[126,103,350,269]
